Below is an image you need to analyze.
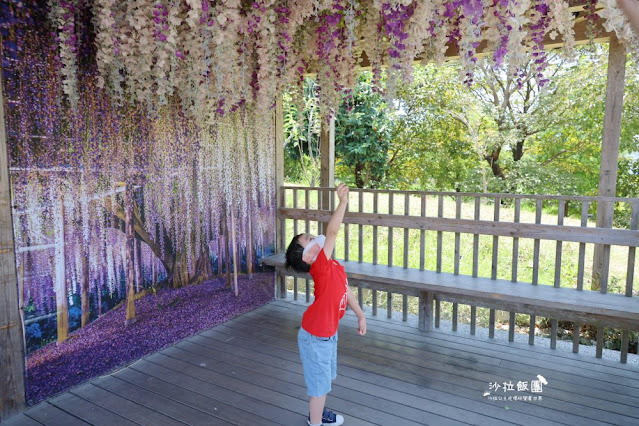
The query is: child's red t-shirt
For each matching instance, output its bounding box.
[301,250,349,337]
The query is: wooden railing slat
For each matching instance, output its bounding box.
[280,186,639,203]
[420,194,426,271]
[555,200,565,288]
[533,199,543,285]
[305,189,310,234]
[404,193,410,269]
[358,191,363,263]
[344,197,349,261]
[489,199,499,339]
[573,322,581,354]
[596,325,604,358]
[293,189,298,237]
[512,199,520,282]
[373,193,378,265]
[454,196,461,275]
[279,208,639,246]
[473,197,480,277]
[437,195,443,273]
[621,330,629,363]
[626,202,638,297]
[577,201,588,291]
[491,199,500,280]
[372,289,378,316]
[389,193,394,267]
[509,199,520,342]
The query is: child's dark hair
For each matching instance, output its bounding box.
[286,234,310,273]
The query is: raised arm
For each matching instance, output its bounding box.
[322,184,349,260]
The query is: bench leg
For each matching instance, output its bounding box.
[275,271,287,299]
[418,291,434,332]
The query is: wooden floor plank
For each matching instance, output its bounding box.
[69,382,188,426]
[271,299,639,379]
[276,298,639,377]
[47,392,139,426]
[149,350,382,426]
[169,338,472,426]
[184,332,552,426]
[130,357,306,425]
[19,402,88,426]
[1,413,44,426]
[222,306,637,425]
[263,302,639,394]
[16,299,638,426]
[209,319,613,426]
[92,375,229,426]
[111,366,280,426]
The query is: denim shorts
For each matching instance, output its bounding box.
[298,327,338,397]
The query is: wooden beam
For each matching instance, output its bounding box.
[275,94,285,251]
[280,208,639,246]
[593,37,627,291]
[0,62,25,422]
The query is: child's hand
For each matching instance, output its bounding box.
[357,315,367,335]
[336,183,349,204]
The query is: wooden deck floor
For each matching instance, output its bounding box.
[5,299,639,426]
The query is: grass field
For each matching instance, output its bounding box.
[282,189,638,350]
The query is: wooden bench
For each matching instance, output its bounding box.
[260,253,639,333]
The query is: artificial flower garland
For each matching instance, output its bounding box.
[41,0,636,120]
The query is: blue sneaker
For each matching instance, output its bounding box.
[307,408,344,425]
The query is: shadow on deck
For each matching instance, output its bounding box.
[6,299,639,426]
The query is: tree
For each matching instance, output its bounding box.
[388,64,479,191]
[334,73,395,188]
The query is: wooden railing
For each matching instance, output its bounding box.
[278,186,639,360]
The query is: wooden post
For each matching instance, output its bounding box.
[54,197,68,342]
[319,115,335,234]
[592,37,626,291]
[124,185,136,326]
[275,94,285,252]
[418,291,434,332]
[0,73,25,421]
[81,247,90,327]
[274,94,285,298]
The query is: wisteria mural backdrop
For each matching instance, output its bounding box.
[2,1,276,404]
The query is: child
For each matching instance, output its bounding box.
[285,183,367,426]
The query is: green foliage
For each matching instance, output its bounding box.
[284,44,639,204]
[334,73,395,188]
[283,80,321,185]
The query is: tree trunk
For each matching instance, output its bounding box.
[135,238,142,292]
[124,185,136,326]
[512,139,525,161]
[111,195,213,290]
[224,216,232,289]
[484,146,505,179]
[246,205,253,277]
[354,163,365,188]
[81,248,90,327]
